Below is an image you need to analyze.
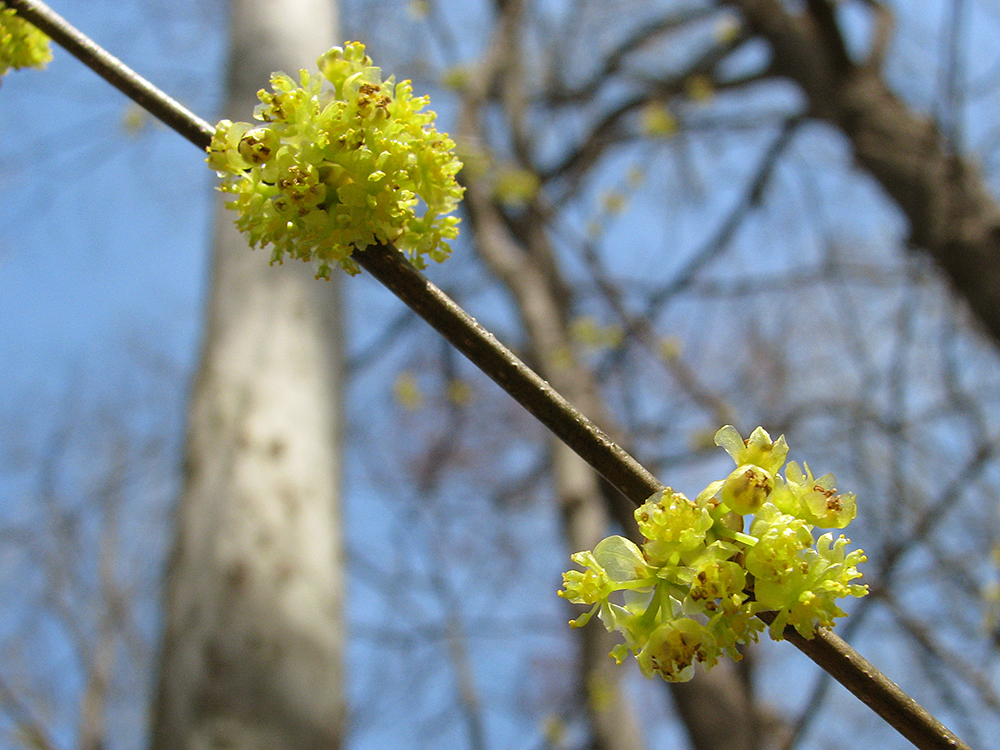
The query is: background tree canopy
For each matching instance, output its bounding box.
[2,1,1000,749]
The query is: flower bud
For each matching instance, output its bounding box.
[238,127,279,165]
[721,464,773,515]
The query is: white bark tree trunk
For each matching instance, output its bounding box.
[150,2,344,748]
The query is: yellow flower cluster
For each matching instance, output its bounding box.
[207,42,464,278]
[560,425,868,682]
[0,4,51,80]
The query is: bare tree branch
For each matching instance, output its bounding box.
[724,0,1000,346]
[4,0,213,148]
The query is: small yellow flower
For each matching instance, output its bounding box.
[393,371,424,411]
[601,191,627,215]
[637,618,716,682]
[570,316,623,352]
[635,489,713,562]
[714,425,789,474]
[493,167,539,208]
[639,101,678,137]
[445,378,472,407]
[685,74,714,102]
[0,5,51,79]
[782,461,858,529]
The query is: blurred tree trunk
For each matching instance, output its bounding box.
[464,178,763,750]
[150,2,344,748]
[459,4,764,749]
[463,178,648,750]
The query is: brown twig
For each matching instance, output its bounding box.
[353,244,663,502]
[4,0,214,149]
[758,612,967,750]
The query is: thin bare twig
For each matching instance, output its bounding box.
[759,611,967,750]
[4,0,214,149]
[354,243,663,503]
[6,2,972,747]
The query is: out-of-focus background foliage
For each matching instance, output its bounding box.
[3,1,1000,748]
